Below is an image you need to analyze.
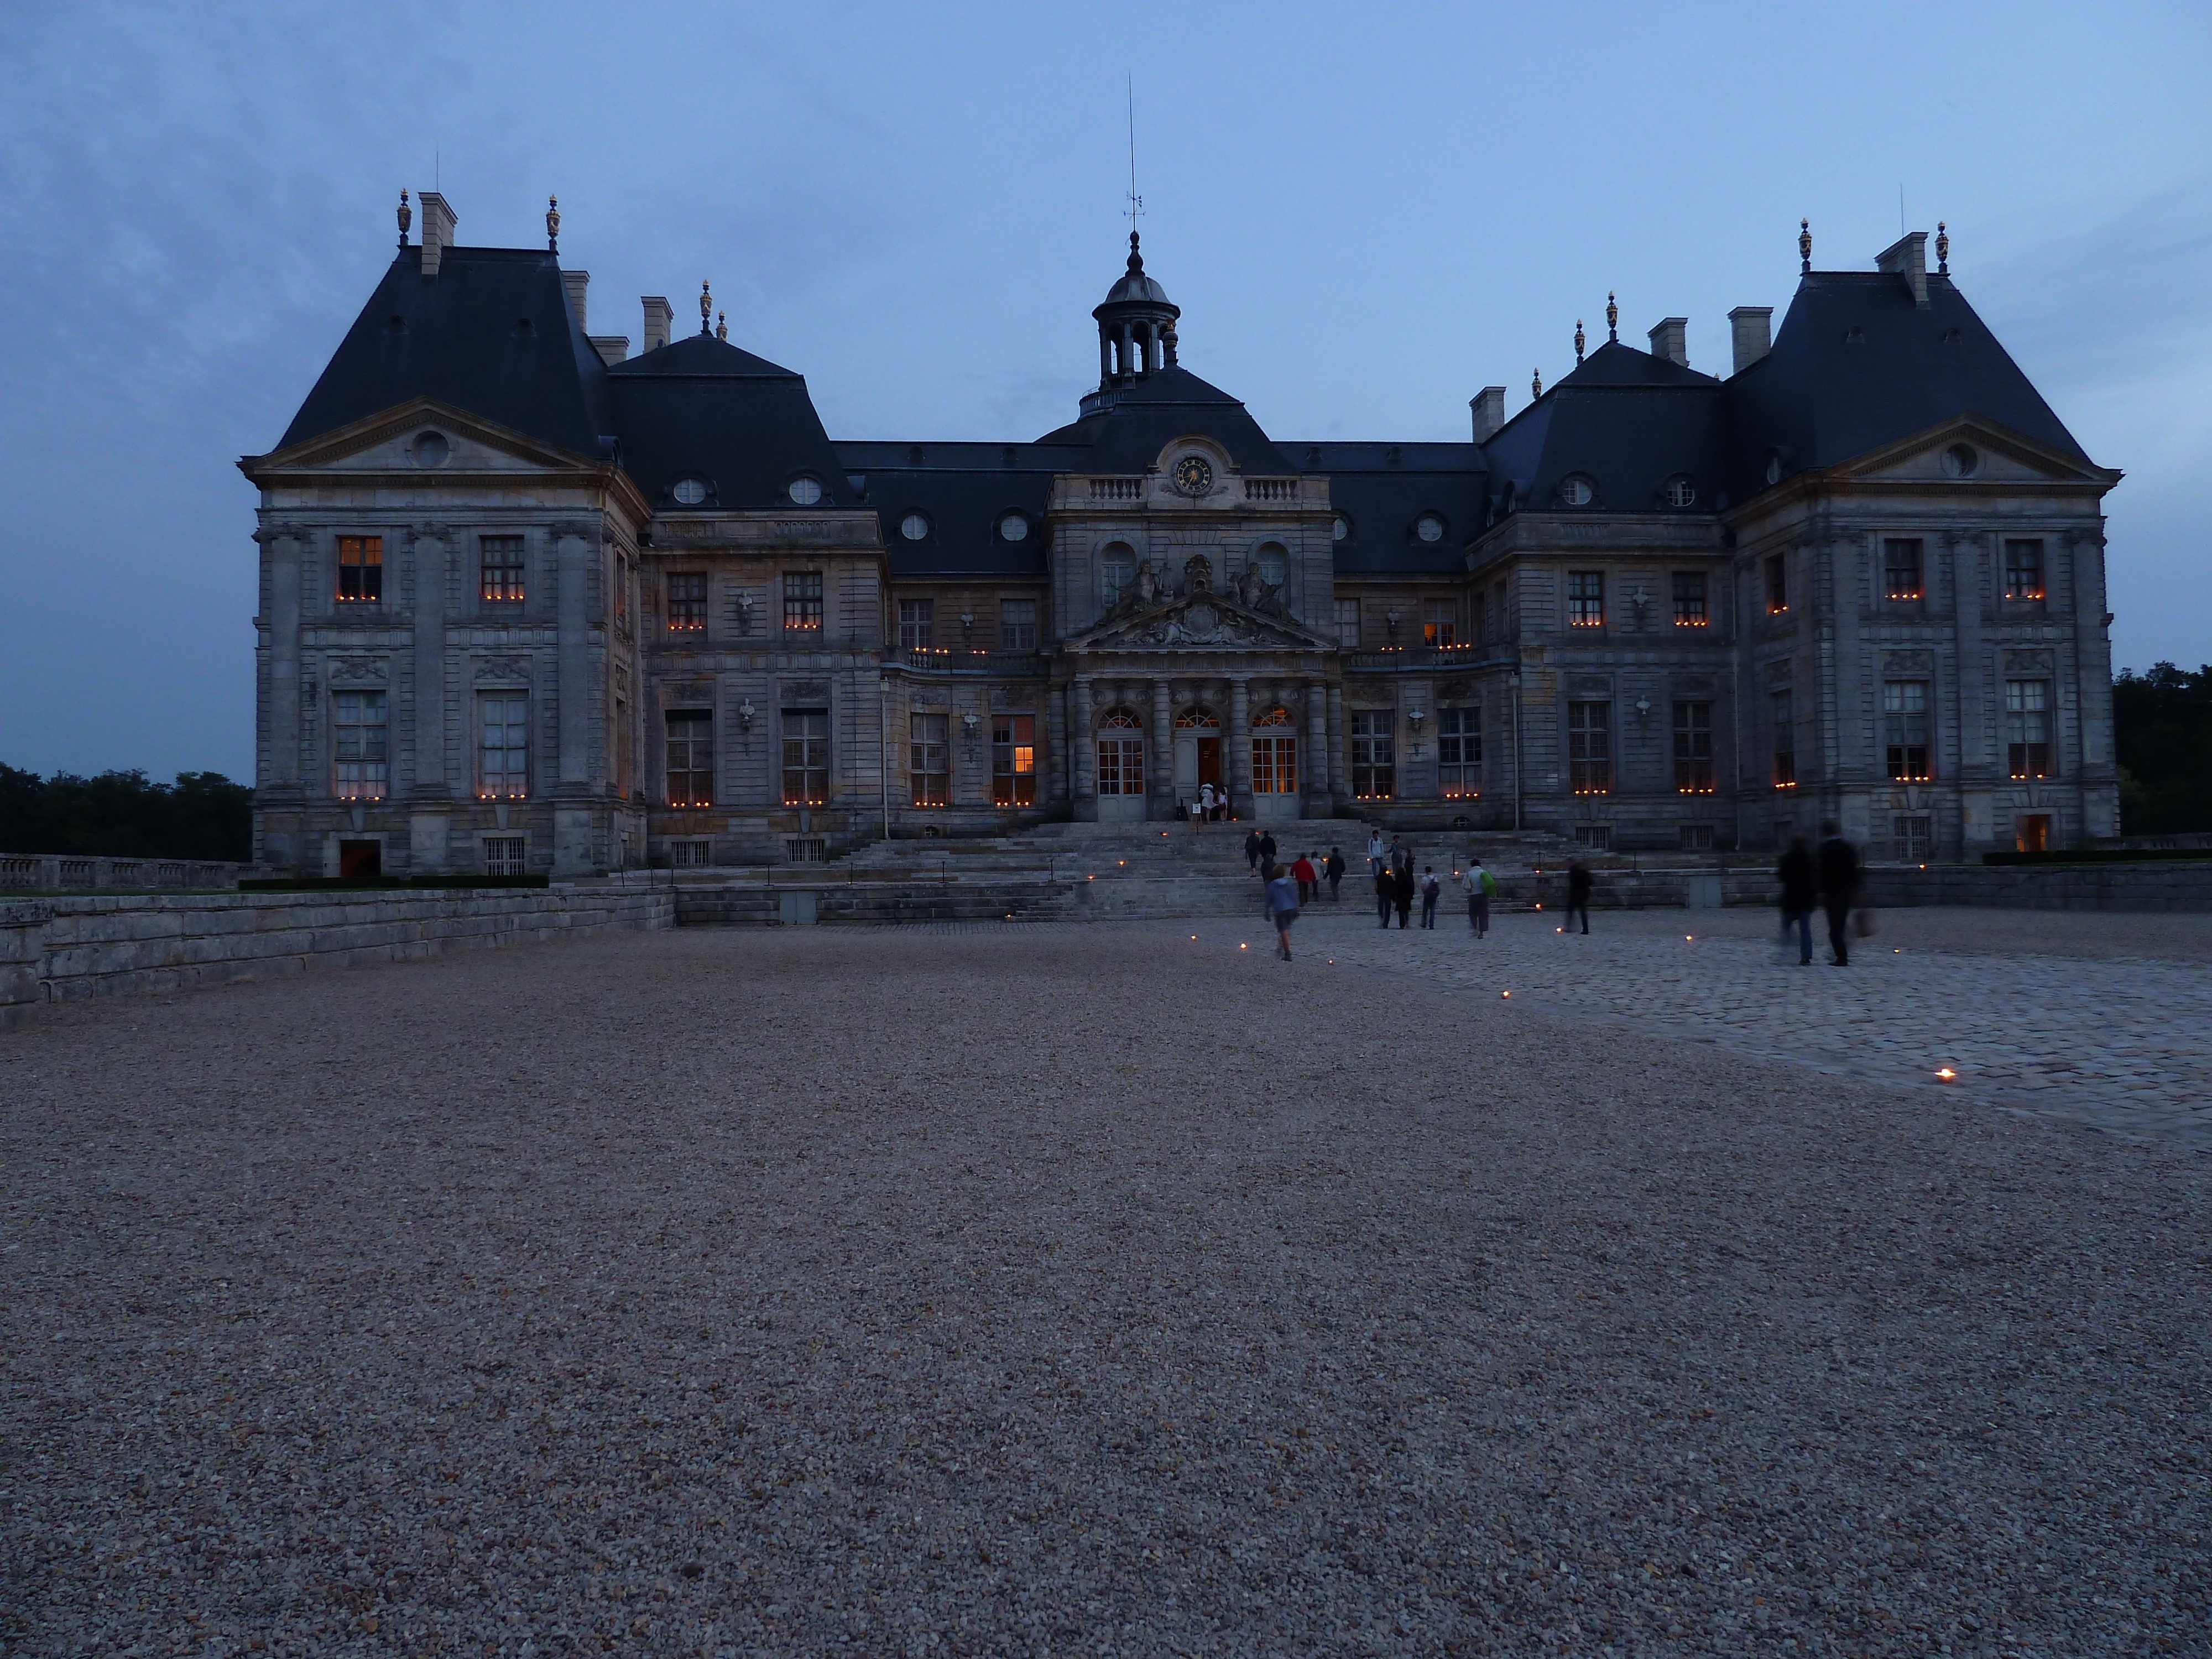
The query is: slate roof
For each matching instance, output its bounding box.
[1034,366,1293,475]
[1479,340,1727,517]
[832,442,1076,577]
[1287,442,1489,575]
[606,332,852,512]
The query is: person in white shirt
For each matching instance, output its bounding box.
[1365,831,1385,878]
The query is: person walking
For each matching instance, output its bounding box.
[1816,819,1861,967]
[1200,781,1217,823]
[1419,866,1441,928]
[1292,851,1318,905]
[1258,830,1278,871]
[1462,858,1494,937]
[1393,863,1415,929]
[1374,860,1395,928]
[1265,865,1302,959]
[1389,837,1410,878]
[1365,830,1385,879]
[1566,858,1593,935]
[1243,827,1263,871]
[1324,847,1345,901]
[1776,832,1817,966]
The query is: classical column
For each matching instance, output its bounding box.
[1071,675,1096,821]
[1048,684,1070,806]
[1150,678,1174,817]
[552,521,597,876]
[1327,684,1347,807]
[262,526,303,794]
[1228,676,1253,818]
[409,525,450,873]
[1305,678,1330,800]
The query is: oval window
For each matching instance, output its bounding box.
[670,477,708,506]
[1665,476,1697,508]
[1765,452,1783,487]
[1558,477,1594,508]
[787,476,824,505]
[1332,515,1350,541]
[1415,513,1445,542]
[411,430,450,468]
[900,512,931,541]
[1942,442,1980,478]
[998,513,1029,542]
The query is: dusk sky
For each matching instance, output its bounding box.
[2,1,2206,780]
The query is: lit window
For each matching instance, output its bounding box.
[1422,599,1457,648]
[2006,679,2052,778]
[1884,538,1924,601]
[998,513,1029,542]
[999,599,1036,650]
[1771,688,1796,786]
[2005,539,2045,601]
[1665,476,1697,509]
[1100,544,1136,608]
[1350,710,1395,800]
[1568,701,1611,794]
[899,598,935,651]
[478,695,529,800]
[1567,571,1604,627]
[333,691,388,800]
[1173,705,1219,729]
[670,477,708,507]
[781,708,829,805]
[484,836,526,876]
[992,714,1036,806]
[1438,707,1480,798]
[784,571,823,633]
[1415,513,1446,542]
[1884,681,1931,780]
[1764,554,1788,614]
[2016,814,2052,854]
[667,572,707,631]
[480,535,525,603]
[336,535,382,603]
[900,512,931,541]
[1335,598,1361,648]
[1255,544,1288,587]
[1673,701,1715,792]
[1672,571,1707,627]
[665,709,713,807]
[1558,476,1595,508]
[909,713,950,806]
[1095,707,1144,796]
[787,476,823,505]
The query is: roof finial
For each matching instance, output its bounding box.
[1124,72,1144,242]
[546,194,559,252]
[397,188,411,249]
[1799,217,1813,274]
[1574,320,1585,365]
[1936,220,1949,275]
[1606,290,1618,343]
[1532,366,1543,399]
[716,311,727,342]
[699,279,712,336]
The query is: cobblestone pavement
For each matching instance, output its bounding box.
[1172,902,2212,1150]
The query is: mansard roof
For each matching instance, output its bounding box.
[832,442,1072,577]
[279,246,614,459]
[1035,366,1293,475]
[1291,442,1490,575]
[1480,340,1727,517]
[606,332,853,512]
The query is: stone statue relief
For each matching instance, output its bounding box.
[1183,554,1214,595]
[1133,559,1160,606]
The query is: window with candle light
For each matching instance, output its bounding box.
[336,535,382,603]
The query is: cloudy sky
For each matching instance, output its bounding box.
[2,1,2206,779]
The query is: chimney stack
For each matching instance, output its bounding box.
[561,269,589,331]
[1647,317,1688,367]
[641,295,673,353]
[1877,231,1929,307]
[1728,306,1773,374]
[1470,386,1506,442]
[418,191,457,278]
[588,335,630,366]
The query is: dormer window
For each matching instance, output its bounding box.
[997,513,1030,542]
[1663,475,1697,509]
[1332,515,1350,542]
[787,476,825,505]
[670,476,709,507]
[1414,513,1446,543]
[1558,476,1596,508]
[900,512,931,541]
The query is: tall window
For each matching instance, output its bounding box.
[1567,571,1604,627]
[665,710,713,807]
[784,571,823,634]
[1672,701,1715,792]
[1096,708,1144,795]
[478,695,530,800]
[1883,538,1924,601]
[2005,539,2046,601]
[1350,710,1394,800]
[1335,598,1362,648]
[336,535,382,603]
[999,599,1037,650]
[1438,707,1480,798]
[1568,701,1611,794]
[1895,815,1933,864]
[1422,599,1457,648]
[1672,572,1707,628]
[992,714,1036,805]
[909,713,950,805]
[667,572,708,632]
[1255,545,1288,588]
[1100,545,1136,608]
[332,691,388,799]
[1884,681,1931,780]
[479,535,525,603]
[899,598,935,651]
[781,709,829,805]
[1251,706,1297,795]
[1764,554,1788,614]
[1770,689,1796,786]
[2006,680,2053,778]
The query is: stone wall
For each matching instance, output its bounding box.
[1861,861,2212,911]
[0,853,254,893]
[1,886,673,1027]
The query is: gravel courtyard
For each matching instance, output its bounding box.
[4,922,2208,1656]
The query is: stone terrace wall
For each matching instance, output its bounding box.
[1863,861,2212,912]
[1,887,674,1027]
[0,853,255,893]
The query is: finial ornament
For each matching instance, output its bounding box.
[1605,291,1618,342]
[1799,218,1813,274]
[546,195,560,252]
[716,311,727,341]
[699,279,712,335]
[1574,320,1585,364]
[397,188,411,248]
[1532,367,1543,399]
[1936,220,1949,275]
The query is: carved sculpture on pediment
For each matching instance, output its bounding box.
[1235,565,1265,608]
[1134,559,1160,606]
[327,654,388,684]
[478,654,534,682]
[1182,554,1214,596]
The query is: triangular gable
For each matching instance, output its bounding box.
[241,396,597,477]
[1832,414,2119,487]
[1067,590,1333,653]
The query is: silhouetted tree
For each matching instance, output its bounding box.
[2113,663,2212,835]
[0,765,253,861]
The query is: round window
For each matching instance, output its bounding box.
[1415,513,1445,543]
[1332,515,1350,541]
[1559,477,1594,507]
[411,430,450,468]
[670,477,708,506]
[998,513,1029,542]
[1942,442,1980,478]
[1665,476,1697,508]
[787,476,824,505]
[900,512,931,541]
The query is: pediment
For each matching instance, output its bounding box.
[1068,591,1331,653]
[243,397,591,477]
[1839,416,2113,487]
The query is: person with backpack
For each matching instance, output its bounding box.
[1462,858,1495,937]
[1419,866,1441,928]
[1365,830,1385,879]
[1324,847,1345,901]
[1243,827,1263,870]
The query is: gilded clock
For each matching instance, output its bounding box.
[1172,454,1214,495]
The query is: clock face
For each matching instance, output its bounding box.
[1172,455,1214,495]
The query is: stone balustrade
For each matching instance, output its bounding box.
[0,853,254,893]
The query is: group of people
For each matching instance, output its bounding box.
[1244,827,1503,960]
[1777,820,1866,966]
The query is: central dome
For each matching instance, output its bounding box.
[1096,232,1175,310]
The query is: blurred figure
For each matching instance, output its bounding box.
[1776,832,1817,966]
[1292,849,1318,905]
[1324,847,1345,901]
[1265,864,1302,960]
[1419,866,1441,928]
[1816,820,1861,967]
[1566,859,1593,935]
[1374,859,1395,928]
[1392,863,1415,930]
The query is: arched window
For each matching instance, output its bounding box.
[1100,706,1142,729]
[1255,544,1287,587]
[1100,543,1136,606]
[1251,705,1294,728]
[1173,706,1220,729]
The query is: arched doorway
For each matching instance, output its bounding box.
[1172,705,1222,809]
[1251,704,1300,819]
[1095,706,1147,821]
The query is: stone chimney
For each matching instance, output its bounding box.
[418,191,457,278]
[1877,231,1929,307]
[1728,306,1773,374]
[1470,386,1506,442]
[1647,318,1688,367]
[641,295,673,353]
[561,270,589,331]
[588,335,630,366]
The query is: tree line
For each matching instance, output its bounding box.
[2114,662,2212,836]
